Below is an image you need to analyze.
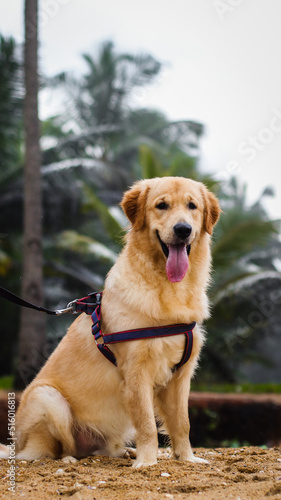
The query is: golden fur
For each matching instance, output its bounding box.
[0,177,220,467]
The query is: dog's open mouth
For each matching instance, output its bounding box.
[156,231,190,283]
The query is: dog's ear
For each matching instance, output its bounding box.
[202,187,221,235]
[121,181,150,231]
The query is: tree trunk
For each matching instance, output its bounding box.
[14,0,46,390]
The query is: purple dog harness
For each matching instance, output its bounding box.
[91,303,195,372]
[73,292,195,372]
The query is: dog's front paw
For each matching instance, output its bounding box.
[187,456,209,464]
[174,452,209,464]
[62,456,78,464]
[132,459,157,468]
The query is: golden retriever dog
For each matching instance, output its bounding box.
[0,176,220,467]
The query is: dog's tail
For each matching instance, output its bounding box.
[0,444,9,459]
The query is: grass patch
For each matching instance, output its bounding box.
[0,375,14,390]
[192,382,281,394]
[1,376,280,394]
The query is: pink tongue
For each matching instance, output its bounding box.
[166,244,189,283]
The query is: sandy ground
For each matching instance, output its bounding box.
[1,447,281,499]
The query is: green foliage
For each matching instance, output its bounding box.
[0,248,12,276]
[192,382,281,394]
[0,375,14,390]
[195,179,281,383]
[213,214,277,271]
[82,186,124,246]
[41,116,69,139]
[56,230,118,264]
[0,35,24,234]
[139,145,163,178]
[0,35,23,172]
[139,145,218,187]
[43,41,204,198]
[215,187,278,291]
[79,41,161,126]
[221,439,251,448]
[0,35,24,377]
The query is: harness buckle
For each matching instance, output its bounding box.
[95,293,101,305]
[93,335,100,345]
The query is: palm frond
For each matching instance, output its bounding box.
[47,260,105,289]
[81,186,124,245]
[0,248,12,275]
[55,230,118,264]
[139,145,163,179]
[212,218,277,269]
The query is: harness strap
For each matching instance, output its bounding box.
[91,304,118,365]
[172,332,193,372]
[91,304,195,371]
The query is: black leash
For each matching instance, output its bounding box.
[0,286,101,316]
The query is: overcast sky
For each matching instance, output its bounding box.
[1,0,281,218]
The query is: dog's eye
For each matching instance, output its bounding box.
[188,202,197,210]
[156,201,169,210]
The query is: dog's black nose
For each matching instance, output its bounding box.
[173,223,192,240]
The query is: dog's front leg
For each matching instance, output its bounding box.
[157,366,207,464]
[123,375,158,467]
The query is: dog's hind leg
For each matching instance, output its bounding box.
[0,444,9,459]
[16,422,61,460]
[16,386,76,460]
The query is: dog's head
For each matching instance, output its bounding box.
[121,177,221,283]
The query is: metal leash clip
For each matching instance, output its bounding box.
[55,299,78,315]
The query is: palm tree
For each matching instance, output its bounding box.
[14,0,46,389]
[44,41,161,162]
[42,41,204,204]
